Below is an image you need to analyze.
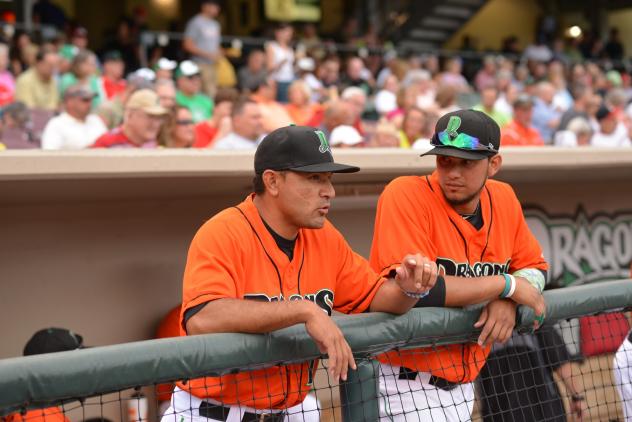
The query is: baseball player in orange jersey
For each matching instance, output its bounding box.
[162,125,439,422]
[370,109,547,421]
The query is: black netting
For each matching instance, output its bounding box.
[3,312,631,422]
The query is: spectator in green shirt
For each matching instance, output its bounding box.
[473,85,511,128]
[175,60,213,123]
[59,49,105,109]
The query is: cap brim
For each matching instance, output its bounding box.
[66,92,97,100]
[420,146,492,160]
[143,106,168,115]
[289,162,360,173]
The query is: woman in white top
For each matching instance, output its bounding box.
[266,22,295,103]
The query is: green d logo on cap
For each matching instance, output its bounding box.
[446,115,462,139]
[315,130,330,153]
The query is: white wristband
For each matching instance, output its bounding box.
[506,274,516,298]
[400,288,430,299]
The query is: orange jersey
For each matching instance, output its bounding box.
[369,173,548,383]
[501,120,544,146]
[178,194,385,409]
[3,407,69,422]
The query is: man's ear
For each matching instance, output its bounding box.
[488,154,502,178]
[262,170,281,197]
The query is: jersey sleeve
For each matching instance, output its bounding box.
[504,185,549,273]
[328,225,385,314]
[369,177,437,277]
[181,215,242,328]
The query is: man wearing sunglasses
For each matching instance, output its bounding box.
[370,109,548,421]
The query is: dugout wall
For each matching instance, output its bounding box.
[1,147,631,359]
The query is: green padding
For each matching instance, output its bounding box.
[340,359,380,422]
[516,279,632,332]
[1,279,631,414]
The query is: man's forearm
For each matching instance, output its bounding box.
[186,298,321,335]
[445,275,505,306]
[556,362,580,395]
[369,279,419,314]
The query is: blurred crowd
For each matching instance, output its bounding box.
[1,0,632,151]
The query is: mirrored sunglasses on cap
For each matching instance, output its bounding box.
[432,130,497,153]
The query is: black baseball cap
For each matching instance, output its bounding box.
[23,327,84,356]
[596,104,614,121]
[102,50,123,62]
[254,125,360,174]
[421,109,500,161]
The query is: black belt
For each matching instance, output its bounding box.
[199,401,286,422]
[398,366,460,391]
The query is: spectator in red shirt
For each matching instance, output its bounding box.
[99,50,126,100]
[501,94,545,146]
[92,89,167,148]
[193,87,238,148]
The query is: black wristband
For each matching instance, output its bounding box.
[413,275,446,308]
[571,393,585,402]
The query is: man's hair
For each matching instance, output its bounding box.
[570,83,589,101]
[70,50,96,76]
[2,101,30,128]
[35,46,56,63]
[215,87,239,105]
[567,117,592,135]
[275,22,292,31]
[341,86,366,101]
[253,173,265,194]
[201,0,221,7]
[253,171,285,195]
[231,97,256,118]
